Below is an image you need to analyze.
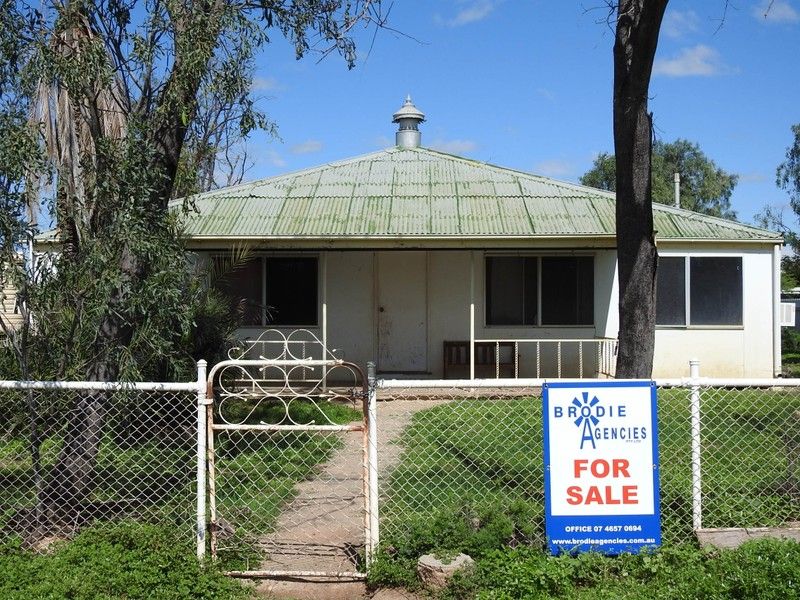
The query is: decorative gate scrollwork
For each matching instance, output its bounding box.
[206,330,377,579]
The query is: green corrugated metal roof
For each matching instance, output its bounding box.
[175,146,780,243]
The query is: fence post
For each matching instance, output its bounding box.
[689,359,702,532]
[196,359,208,561]
[366,361,380,566]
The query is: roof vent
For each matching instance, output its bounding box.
[392,96,425,149]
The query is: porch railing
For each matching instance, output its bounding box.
[471,337,618,379]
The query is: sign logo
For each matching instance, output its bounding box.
[572,392,601,450]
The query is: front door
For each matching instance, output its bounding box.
[377,251,428,372]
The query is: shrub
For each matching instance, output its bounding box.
[0,521,253,599]
[435,539,800,599]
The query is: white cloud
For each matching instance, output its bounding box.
[429,138,478,154]
[373,135,393,148]
[663,9,700,38]
[536,87,556,102]
[653,45,732,77]
[532,159,574,179]
[251,76,286,92]
[290,140,323,155]
[264,149,286,168]
[753,0,799,23]
[739,171,768,183]
[444,0,497,27]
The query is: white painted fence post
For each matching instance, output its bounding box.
[366,362,380,566]
[689,359,702,532]
[196,359,208,561]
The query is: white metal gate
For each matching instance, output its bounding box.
[205,331,378,579]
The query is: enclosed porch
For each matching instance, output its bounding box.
[213,248,619,379]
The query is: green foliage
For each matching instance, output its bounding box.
[429,539,800,599]
[580,139,738,219]
[778,124,800,217]
[0,521,254,599]
[0,0,384,385]
[783,255,800,289]
[783,327,800,355]
[755,124,800,250]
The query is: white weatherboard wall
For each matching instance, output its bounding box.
[228,249,622,378]
[224,245,775,378]
[326,251,374,367]
[649,246,775,378]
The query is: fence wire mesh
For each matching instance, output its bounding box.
[375,383,799,552]
[207,359,370,576]
[210,426,367,574]
[0,385,197,552]
[697,385,799,531]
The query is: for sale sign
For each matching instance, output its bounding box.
[543,381,661,555]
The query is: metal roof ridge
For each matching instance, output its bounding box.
[409,146,618,199]
[411,147,779,237]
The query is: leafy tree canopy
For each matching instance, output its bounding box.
[580,139,739,220]
[0,0,383,382]
[754,124,800,255]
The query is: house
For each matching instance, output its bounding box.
[182,98,782,379]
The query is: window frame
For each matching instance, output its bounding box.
[483,253,595,328]
[655,254,744,330]
[212,252,321,328]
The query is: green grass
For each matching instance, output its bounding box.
[0,395,362,572]
[373,389,800,588]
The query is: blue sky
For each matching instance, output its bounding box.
[242,0,800,226]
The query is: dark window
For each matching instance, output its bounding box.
[265,257,318,326]
[690,257,742,326]
[486,257,537,325]
[214,257,263,326]
[655,256,743,327]
[656,257,686,326]
[541,257,594,325]
[485,256,593,326]
[213,255,318,326]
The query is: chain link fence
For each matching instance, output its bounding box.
[1,367,797,570]
[0,381,198,552]
[697,384,800,532]
[375,380,800,552]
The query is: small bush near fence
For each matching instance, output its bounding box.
[374,386,799,589]
[432,539,800,599]
[0,521,253,599]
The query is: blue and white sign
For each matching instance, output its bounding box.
[543,381,661,555]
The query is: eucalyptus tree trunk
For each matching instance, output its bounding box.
[39,8,222,517]
[613,0,669,378]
